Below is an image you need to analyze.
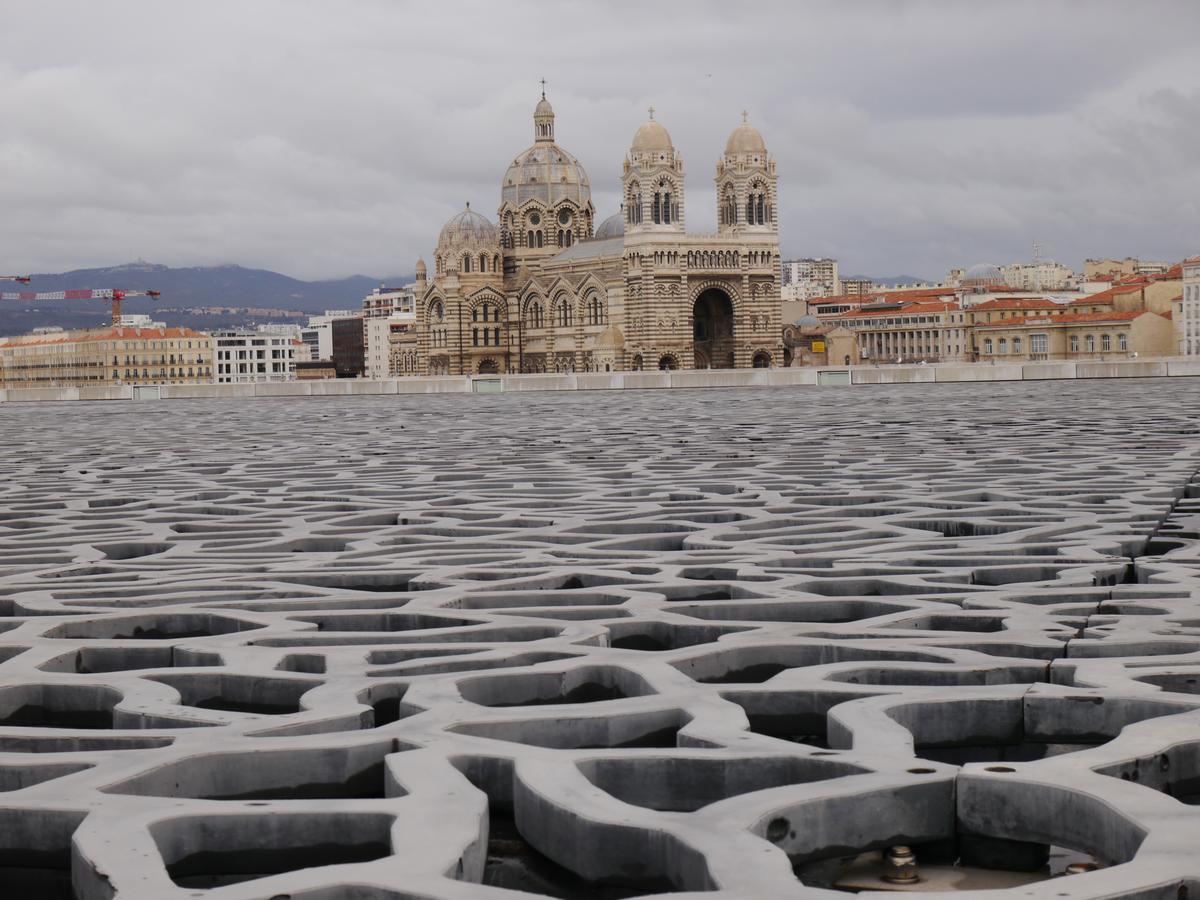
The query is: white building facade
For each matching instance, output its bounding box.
[300,310,359,362]
[1002,260,1075,291]
[365,314,417,379]
[362,286,417,377]
[213,330,299,383]
[1182,257,1200,356]
[781,258,839,300]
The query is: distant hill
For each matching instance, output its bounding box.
[0,262,412,335]
[843,274,933,287]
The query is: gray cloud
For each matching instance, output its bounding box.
[1,0,1198,281]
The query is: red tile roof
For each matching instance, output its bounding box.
[974,310,1162,328]
[0,326,209,349]
[970,297,1058,311]
[831,300,959,320]
[814,287,955,306]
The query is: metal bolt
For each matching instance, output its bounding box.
[882,845,920,883]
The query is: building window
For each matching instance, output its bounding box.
[998,338,1007,354]
[462,255,471,273]
[984,338,993,354]
[1031,333,1048,354]
[1101,334,1111,351]
[1012,337,1022,354]
[1118,333,1128,351]
[1070,335,1079,353]
[472,328,479,347]
[1086,334,1095,352]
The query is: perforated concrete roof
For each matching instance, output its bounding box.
[2,381,1200,897]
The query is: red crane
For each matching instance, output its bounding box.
[0,287,161,326]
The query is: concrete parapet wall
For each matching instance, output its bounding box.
[396,376,470,393]
[4,357,1200,402]
[159,383,256,400]
[852,367,935,384]
[1022,363,1077,380]
[1077,361,1168,379]
[935,364,1023,382]
[1168,360,1200,377]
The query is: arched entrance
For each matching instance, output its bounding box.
[752,351,772,368]
[477,359,500,374]
[658,354,678,371]
[693,288,735,369]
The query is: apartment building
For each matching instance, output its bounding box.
[212,330,300,383]
[1180,257,1200,356]
[830,301,968,363]
[974,310,1174,361]
[0,325,214,388]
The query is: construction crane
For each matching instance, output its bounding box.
[0,287,161,325]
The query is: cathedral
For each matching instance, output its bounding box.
[403,93,783,375]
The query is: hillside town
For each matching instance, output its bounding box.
[1,251,1195,390]
[1,94,1196,388]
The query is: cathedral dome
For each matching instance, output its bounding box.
[501,145,592,207]
[437,205,498,252]
[631,118,673,153]
[962,263,1004,285]
[594,212,625,239]
[725,121,766,155]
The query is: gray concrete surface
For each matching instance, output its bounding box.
[2,380,1200,897]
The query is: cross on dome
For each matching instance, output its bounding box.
[741,110,748,123]
[648,105,655,120]
[539,77,547,99]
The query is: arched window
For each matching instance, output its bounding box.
[755,193,765,224]
[557,230,564,247]
[479,254,488,272]
[462,255,471,273]
[1012,336,1022,354]
[1118,333,1128,351]
[527,230,535,247]
[556,300,572,328]
[493,327,500,346]
[663,191,671,224]
[493,254,501,270]
[1101,333,1112,351]
[1086,334,1095,352]
[472,328,479,347]
[536,231,543,248]
[565,230,572,247]
[652,193,661,224]
[746,196,754,225]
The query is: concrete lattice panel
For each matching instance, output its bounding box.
[1,381,1200,897]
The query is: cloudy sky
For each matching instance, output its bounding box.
[2,0,1198,280]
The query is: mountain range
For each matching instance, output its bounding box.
[1,262,411,334]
